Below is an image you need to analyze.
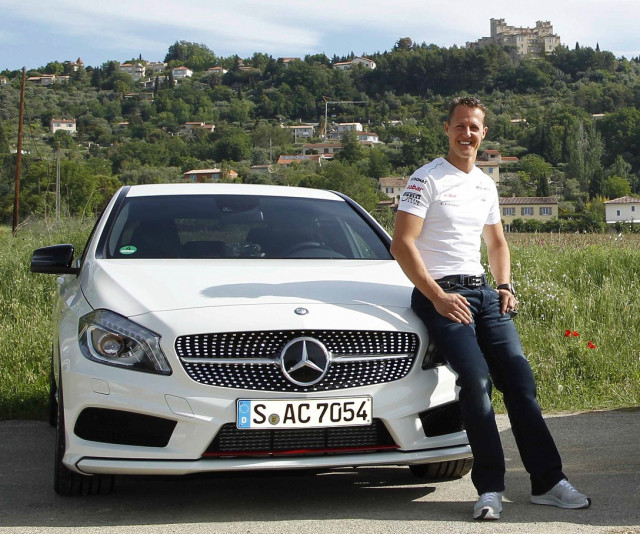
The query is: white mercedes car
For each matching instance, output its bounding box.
[31,183,471,495]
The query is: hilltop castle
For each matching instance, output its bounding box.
[466,18,561,57]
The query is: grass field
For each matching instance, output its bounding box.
[1,220,638,419]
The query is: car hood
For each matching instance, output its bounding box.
[81,259,414,317]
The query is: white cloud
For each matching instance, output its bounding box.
[1,0,640,68]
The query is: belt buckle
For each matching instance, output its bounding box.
[466,275,483,288]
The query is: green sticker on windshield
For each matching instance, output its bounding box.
[119,246,137,255]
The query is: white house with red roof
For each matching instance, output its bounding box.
[604,196,640,223]
[172,66,193,79]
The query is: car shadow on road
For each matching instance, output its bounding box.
[0,409,638,531]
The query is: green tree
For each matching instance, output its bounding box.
[0,121,9,154]
[603,175,631,199]
[367,148,391,180]
[337,131,364,164]
[303,161,379,211]
[212,127,252,162]
[605,154,633,180]
[165,41,217,71]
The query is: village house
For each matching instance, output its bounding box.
[499,196,558,230]
[604,196,640,223]
[146,61,166,74]
[50,118,77,135]
[180,122,215,136]
[332,57,376,70]
[301,143,343,157]
[335,122,363,133]
[476,161,500,184]
[351,56,377,69]
[68,58,84,71]
[172,66,193,79]
[207,66,228,75]
[356,131,380,143]
[476,149,519,185]
[28,74,56,85]
[279,57,301,67]
[250,164,272,174]
[183,168,237,182]
[119,63,145,80]
[378,177,409,204]
[284,124,316,139]
[276,154,328,166]
[333,61,353,71]
[0,76,7,85]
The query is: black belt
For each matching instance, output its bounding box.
[436,274,487,289]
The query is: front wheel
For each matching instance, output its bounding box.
[409,458,473,481]
[54,383,114,496]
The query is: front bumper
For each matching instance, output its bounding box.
[76,446,472,475]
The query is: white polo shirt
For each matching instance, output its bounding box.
[397,157,501,279]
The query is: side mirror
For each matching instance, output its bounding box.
[30,244,81,275]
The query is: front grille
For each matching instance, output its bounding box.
[204,419,397,457]
[177,330,417,359]
[176,330,419,392]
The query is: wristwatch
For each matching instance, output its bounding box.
[497,283,515,295]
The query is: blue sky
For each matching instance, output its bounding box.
[1,0,638,71]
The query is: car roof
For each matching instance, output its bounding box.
[124,183,344,201]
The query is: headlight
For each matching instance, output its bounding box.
[79,310,172,375]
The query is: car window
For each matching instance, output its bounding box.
[103,195,392,260]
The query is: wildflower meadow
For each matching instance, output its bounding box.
[1,221,639,419]
[496,232,640,411]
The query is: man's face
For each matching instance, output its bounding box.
[444,105,487,161]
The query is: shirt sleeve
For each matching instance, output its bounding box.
[397,173,431,219]
[485,184,501,225]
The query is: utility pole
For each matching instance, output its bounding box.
[56,142,61,222]
[12,67,26,235]
[322,97,368,138]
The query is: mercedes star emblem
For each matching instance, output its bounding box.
[279,337,330,386]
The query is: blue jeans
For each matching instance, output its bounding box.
[411,284,565,495]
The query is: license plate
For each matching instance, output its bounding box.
[236,397,372,429]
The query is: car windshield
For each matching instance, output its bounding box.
[102,194,392,260]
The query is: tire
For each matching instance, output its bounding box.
[48,352,57,428]
[54,383,115,496]
[409,458,473,481]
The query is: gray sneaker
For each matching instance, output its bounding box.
[473,491,503,520]
[531,479,591,509]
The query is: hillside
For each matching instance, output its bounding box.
[1,40,640,229]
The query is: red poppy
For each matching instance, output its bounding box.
[587,341,597,349]
[572,331,580,337]
[565,330,579,337]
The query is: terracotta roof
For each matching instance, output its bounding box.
[499,196,557,205]
[277,154,323,164]
[302,143,343,148]
[379,177,409,187]
[604,196,640,204]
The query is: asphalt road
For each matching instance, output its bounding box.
[0,409,638,534]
